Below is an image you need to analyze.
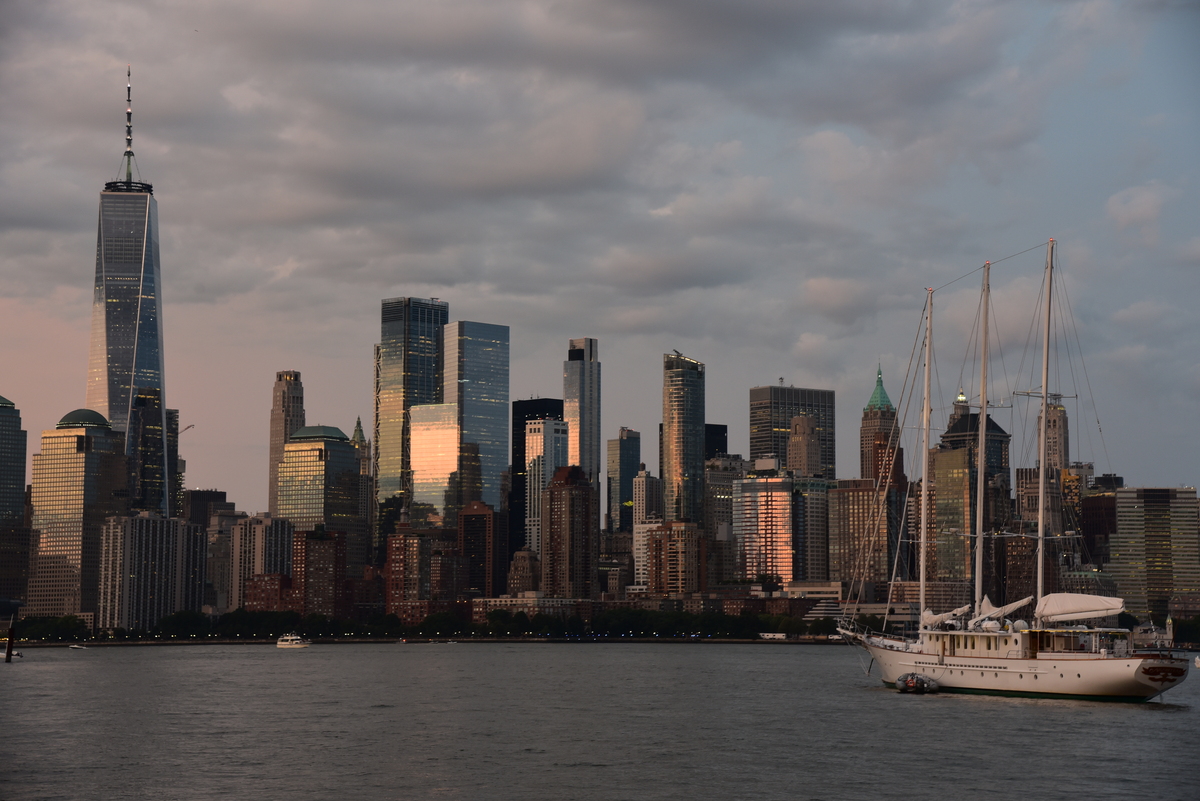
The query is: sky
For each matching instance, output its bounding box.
[1,0,1198,515]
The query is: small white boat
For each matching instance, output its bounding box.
[277,633,311,649]
[68,644,88,650]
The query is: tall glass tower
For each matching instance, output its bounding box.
[563,337,601,494]
[661,353,705,524]
[85,69,173,515]
[374,297,449,514]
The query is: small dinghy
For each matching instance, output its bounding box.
[895,673,939,694]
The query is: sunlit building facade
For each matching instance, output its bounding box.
[509,397,563,554]
[525,418,569,557]
[409,403,460,527]
[1110,487,1200,620]
[277,425,368,578]
[374,297,449,509]
[564,337,601,503]
[662,353,705,524]
[733,474,798,582]
[25,410,128,624]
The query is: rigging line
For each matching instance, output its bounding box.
[930,241,1052,293]
[1056,251,1112,473]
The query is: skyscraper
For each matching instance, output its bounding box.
[97,512,205,631]
[605,427,640,533]
[509,398,563,553]
[374,297,449,514]
[749,385,836,479]
[661,353,705,524]
[1109,487,1200,620]
[540,465,598,599]
[859,367,897,482]
[444,321,510,516]
[277,425,368,578]
[524,418,569,557]
[85,70,175,515]
[0,394,29,603]
[268,371,305,516]
[563,337,601,495]
[25,410,128,624]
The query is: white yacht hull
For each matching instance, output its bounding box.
[862,635,1188,701]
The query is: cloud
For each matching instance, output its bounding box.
[1104,181,1180,246]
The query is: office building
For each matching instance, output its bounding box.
[509,397,563,553]
[25,410,128,624]
[0,394,28,603]
[268,371,305,516]
[828,479,906,597]
[749,385,835,479]
[633,464,664,526]
[292,528,348,618]
[540,466,598,599]
[277,425,368,578]
[459,500,505,598]
[787,415,821,478]
[734,473,798,583]
[97,512,205,631]
[86,73,174,517]
[1110,487,1200,620]
[564,337,601,490]
[443,321,510,518]
[524,418,569,557]
[859,368,897,482]
[646,521,702,596]
[662,353,705,524]
[374,297,449,514]
[229,514,294,612]
[606,427,640,533]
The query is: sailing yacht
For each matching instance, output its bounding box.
[843,241,1190,701]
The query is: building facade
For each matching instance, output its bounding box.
[662,353,705,524]
[540,466,598,599]
[524,418,569,557]
[749,385,835,479]
[508,397,563,554]
[268,371,305,516]
[97,512,205,631]
[606,427,640,534]
[25,410,128,624]
[0,394,28,603]
[563,338,601,500]
[444,321,510,519]
[859,368,897,482]
[1109,487,1200,620]
[374,297,449,511]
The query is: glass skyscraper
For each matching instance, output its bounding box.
[661,353,705,524]
[86,72,176,515]
[749,385,836,480]
[445,321,510,516]
[606,427,640,533]
[374,297,449,510]
[563,337,601,494]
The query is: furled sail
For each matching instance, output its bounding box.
[1035,593,1124,623]
[921,604,972,628]
[968,595,1034,629]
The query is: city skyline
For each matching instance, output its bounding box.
[2,3,1199,515]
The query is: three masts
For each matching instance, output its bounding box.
[845,240,1190,701]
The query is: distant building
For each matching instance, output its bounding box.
[606,427,640,534]
[662,353,705,524]
[97,512,205,631]
[25,410,128,625]
[540,466,598,599]
[524,418,569,557]
[633,464,664,526]
[749,385,835,479]
[0,394,28,603]
[647,521,703,596]
[508,397,563,554]
[859,368,897,482]
[277,425,368,579]
[786,415,821,478]
[292,529,348,619]
[704,424,728,460]
[268,371,305,516]
[734,473,798,583]
[564,338,601,509]
[1109,487,1200,620]
[459,500,505,598]
[229,514,293,611]
[374,296,449,514]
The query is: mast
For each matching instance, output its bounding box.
[1037,240,1054,603]
[974,262,990,615]
[919,288,933,624]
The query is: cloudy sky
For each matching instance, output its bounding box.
[2,0,1197,514]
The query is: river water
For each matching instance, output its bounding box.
[3,642,1196,800]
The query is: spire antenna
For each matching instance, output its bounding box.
[125,65,134,183]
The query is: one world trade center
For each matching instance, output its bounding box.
[85,68,177,515]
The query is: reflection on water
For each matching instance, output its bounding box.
[4,643,1197,801]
